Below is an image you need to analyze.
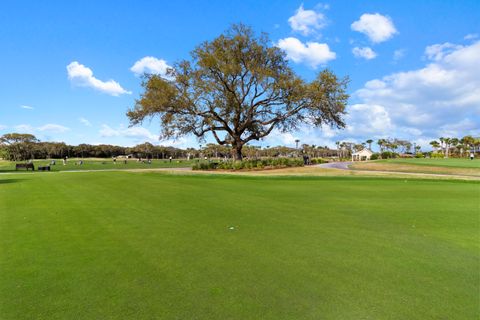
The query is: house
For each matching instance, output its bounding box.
[351,148,373,161]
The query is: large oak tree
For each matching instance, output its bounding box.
[127,24,349,160]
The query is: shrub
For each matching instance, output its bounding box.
[430,152,444,158]
[310,158,328,164]
[192,158,304,171]
[415,153,425,158]
[192,162,217,170]
[370,153,380,160]
[381,151,397,159]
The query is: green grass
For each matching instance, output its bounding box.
[0,158,195,172]
[378,158,480,168]
[0,172,478,319]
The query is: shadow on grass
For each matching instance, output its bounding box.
[0,179,25,184]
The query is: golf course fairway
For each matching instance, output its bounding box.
[0,172,478,319]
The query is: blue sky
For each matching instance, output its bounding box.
[1,0,479,150]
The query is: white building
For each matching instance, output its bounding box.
[351,148,373,161]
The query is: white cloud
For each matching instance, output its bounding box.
[393,49,405,61]
[67,61,131,96]
[353,41,480,140]
[288,4,327,36]
[464,33,478,40]
[99,124,121,137]
[38,124,70,133]
[259,44,479,149]
[0,125,7,130]
[79,117,92,127]
[130,56,172,77]
[351,13,397,43]
[424,42,462,61]
[20,105,34,110]
[14,124,35,133]
[345,104,393,135]
[124,127,159,141]
[437,118,479,137]
[352,47,377,60]
[98,124,193,147]
[277,37,336,68]
[100,124,158,141]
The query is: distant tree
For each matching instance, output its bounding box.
[353,144,364,152]
[127,24,349,160]
[377,139,387,152]
[474,138,480,154]
[366,139,373,150]
[0,133,38,161]
[439,137,445,155]
[444,137,452,158]
[430,140,440,152]
[395,139,411,154]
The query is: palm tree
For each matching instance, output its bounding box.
[456,143,465,157]
[366,139,373,150]
[444,137,452,158]
[474,138,480,155]
[430,140,440,152]
[450,138,459,156]
[439,137,445,155]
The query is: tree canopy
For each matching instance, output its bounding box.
[128,24,349,159]
[0,133,39,161]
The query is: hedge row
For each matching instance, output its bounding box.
[192,158,305,171]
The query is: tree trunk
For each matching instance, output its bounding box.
[233,143,243,161]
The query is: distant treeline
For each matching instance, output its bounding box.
[2,133,477,162]
[0,133,338,161]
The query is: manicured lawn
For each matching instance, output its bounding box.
[0,158,194,172]
[0,172,478,319]
[351,158,480,177]
[378,158,480,168]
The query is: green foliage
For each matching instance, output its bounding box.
[430,152,444,158]
[415,153,425,158]
[127,24,349,159]
[370,153,380,160]
[0,133,39,161]
[310,158,328,164]
[192,162,217,170]
[381,151,397,159]
[192,158,304,171]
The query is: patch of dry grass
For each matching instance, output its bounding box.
[146,166,480,181]
[351,162,480,177]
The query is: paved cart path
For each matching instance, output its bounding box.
[316,161,352,170]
